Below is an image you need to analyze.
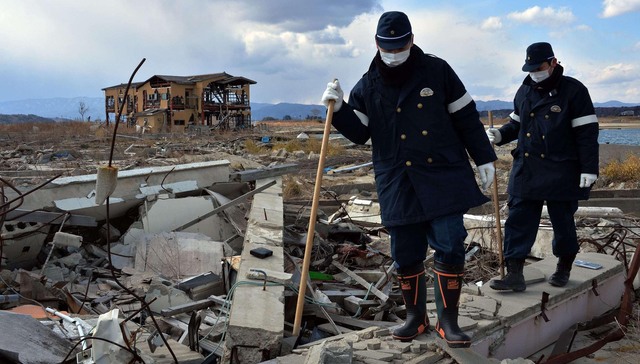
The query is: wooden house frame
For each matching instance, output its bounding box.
[102,72,256,133]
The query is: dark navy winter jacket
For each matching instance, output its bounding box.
[331,46,497,226]
[496,65,599,200]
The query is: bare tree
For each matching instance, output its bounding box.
[78,101,89,121]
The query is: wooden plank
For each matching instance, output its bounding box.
[331,261,389,302]
[230,163,299,182]
[5,209,97,227]
[324,312,397,330]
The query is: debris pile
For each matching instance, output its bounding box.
[1,124,640,363]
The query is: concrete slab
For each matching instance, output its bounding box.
[469,252,625,360]
[134,231,225,279]
[223,177,285,363]
[6,160,230,218]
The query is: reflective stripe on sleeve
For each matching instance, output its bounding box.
[354,109,369,127]
[571,114,598,128]
[447,92,473,114]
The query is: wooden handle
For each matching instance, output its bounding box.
[292,98,335,336]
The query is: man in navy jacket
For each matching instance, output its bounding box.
[321,11,497,348]
[487,42,599,292]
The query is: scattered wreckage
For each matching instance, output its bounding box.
[1,147,640,363]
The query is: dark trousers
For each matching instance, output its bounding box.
[389,213,467,269]
[503,196,579,260]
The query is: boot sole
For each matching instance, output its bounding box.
[392,325,428,342]
[447,340,471,348]
[490,284,526,292]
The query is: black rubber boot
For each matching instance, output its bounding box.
[392,263,429,342]
[549,255,576,287]
[433,261,471,348]
[489,259,526,292]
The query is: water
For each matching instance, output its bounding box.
[599,128,640,146]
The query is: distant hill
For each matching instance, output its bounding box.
[0,114,56,124]
[1,97,638,123]
[0,97,104,121]
[251,102,325,121]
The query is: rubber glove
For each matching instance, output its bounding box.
[477,162,495,191]
[579,173,597,188]
[321,80,343,112]
[486,128,502,144]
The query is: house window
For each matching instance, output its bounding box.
[174,120,185,126]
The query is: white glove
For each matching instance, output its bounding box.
[579,173,597,188]
[321,80,344,112]
[477,162,495,191]
[486,128,502,144]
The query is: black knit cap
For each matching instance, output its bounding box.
[522,42,555,72]
[375,11,412,50]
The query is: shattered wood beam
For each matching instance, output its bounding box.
[323,312,397,329]
[331,261,389,302]
[173,179,276,232]
[229,163,299,182]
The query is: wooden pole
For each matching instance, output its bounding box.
[489,111,505,278]
[292,97,336,337]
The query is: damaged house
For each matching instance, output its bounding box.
[102,72,256,132]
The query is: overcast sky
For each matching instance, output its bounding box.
[1,0,639,105]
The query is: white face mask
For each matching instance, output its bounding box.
[380,49,410,67]
[529,68,551,83]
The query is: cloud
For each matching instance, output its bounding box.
[228,0,382,32]
[481,17,503,31]
[590,63,638,84]
[601,0,640,18]
[575,24,593,31]
[507,6,576,27]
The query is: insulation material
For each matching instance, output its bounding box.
[95,166,118,205]
[53,232,83,248]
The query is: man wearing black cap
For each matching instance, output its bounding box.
[486,42,599,292]
[321,11,497,347]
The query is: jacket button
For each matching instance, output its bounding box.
[542,135,545,139]
[541,154,545,158]
[530,112,535,117]
[422,130,428,136]
[427,158,433,163]
[405,161,412,167]
[526,132,531,137]
[400,134,406,140]
[397,107,402,113]
[545,115,549,119]
[525,152,529,157]
[417,103,423,109]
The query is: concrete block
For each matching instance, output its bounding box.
[471,252,625,359]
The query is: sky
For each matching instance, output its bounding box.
[1,0,639,105]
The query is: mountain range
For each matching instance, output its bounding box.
[0,97,638,122]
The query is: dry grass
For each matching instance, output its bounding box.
[282,175,304,199]
[602,154,640,182]
[271,138,345,157]
[244,139,266,154]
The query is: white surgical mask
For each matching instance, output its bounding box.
[380,49,410,67]
[529,69,551,83]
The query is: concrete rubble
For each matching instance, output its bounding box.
[1,129,640,364]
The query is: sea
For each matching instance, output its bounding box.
[599,128,640,146]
